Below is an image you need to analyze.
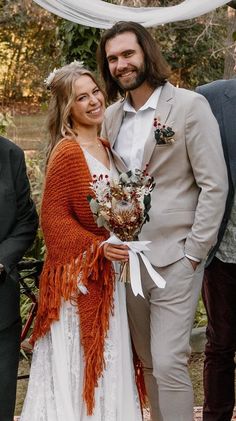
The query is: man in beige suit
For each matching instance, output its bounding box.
[97,21,228,421]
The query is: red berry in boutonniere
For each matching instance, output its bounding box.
[153,119,175,145]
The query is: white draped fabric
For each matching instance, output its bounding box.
[33,0,229,28]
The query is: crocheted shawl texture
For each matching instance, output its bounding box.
[31,139,115,415]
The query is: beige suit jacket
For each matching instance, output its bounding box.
[102,82,228,267]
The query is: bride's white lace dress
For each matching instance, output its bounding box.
[20,150,142,421]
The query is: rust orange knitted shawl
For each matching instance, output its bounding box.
[31,138,115,415]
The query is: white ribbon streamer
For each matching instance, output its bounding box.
[102,234,166,298]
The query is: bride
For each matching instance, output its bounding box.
[20,61,143,421]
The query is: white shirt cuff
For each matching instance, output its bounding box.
[185,254,201,263]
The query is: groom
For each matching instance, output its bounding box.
[97,21,228,421]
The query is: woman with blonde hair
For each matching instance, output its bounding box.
[20,62,142,421]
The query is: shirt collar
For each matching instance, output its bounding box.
[123,86,162,113]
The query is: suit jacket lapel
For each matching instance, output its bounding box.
[222,88,236,187]
[112,149,129,172]
[109,105,124,148]
[141,82,174,170]
[109,104,129,172]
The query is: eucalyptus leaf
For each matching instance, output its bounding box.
[89,199,99,213]
[97,215,106,228]
[144,194,151,205]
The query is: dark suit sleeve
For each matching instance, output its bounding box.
[0,150,38,274]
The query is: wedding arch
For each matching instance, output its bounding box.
[33,0,230,29]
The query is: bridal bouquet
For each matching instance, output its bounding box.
[87,169,166,297]
[88,168,155,242]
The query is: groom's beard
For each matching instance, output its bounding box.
[112,63,146,92]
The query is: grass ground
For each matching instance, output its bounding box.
[7,113,47,150]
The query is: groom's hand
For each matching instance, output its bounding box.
[186,257,199,271]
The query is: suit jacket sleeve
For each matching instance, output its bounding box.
[184,93,228,259]
[0,149,38,274]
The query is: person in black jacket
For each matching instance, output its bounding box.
[0,135,38,421]
[196,63,236,420]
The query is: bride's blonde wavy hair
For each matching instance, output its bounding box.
[46,61,104,163]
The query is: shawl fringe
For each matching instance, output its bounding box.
[31,239,115,415]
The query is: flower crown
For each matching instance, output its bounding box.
[44,68,59,88]
[44,60,85,89]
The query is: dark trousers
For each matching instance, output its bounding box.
[202,257,236,421]
[0,319,21,421]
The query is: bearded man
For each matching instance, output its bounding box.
[97,21,228,421]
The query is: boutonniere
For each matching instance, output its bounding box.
[153,118,175,145]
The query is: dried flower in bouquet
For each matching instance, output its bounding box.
[87,169,155,285]
[88,168,155,242]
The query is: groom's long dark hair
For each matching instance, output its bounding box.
[97,21,171,102]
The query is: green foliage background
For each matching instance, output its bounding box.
[59,22,101,72]
[0,0,232,103]
[155,13,227,88]
[0,0,60,102]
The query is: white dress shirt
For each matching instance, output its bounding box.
[115,87,162,170]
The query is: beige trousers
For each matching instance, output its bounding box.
[126,256,204,421]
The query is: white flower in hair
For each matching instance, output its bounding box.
[44,61,85,88]
[71,60,84,67]
[44,68,59,88]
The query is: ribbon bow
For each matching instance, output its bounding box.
[102,235,166,298]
